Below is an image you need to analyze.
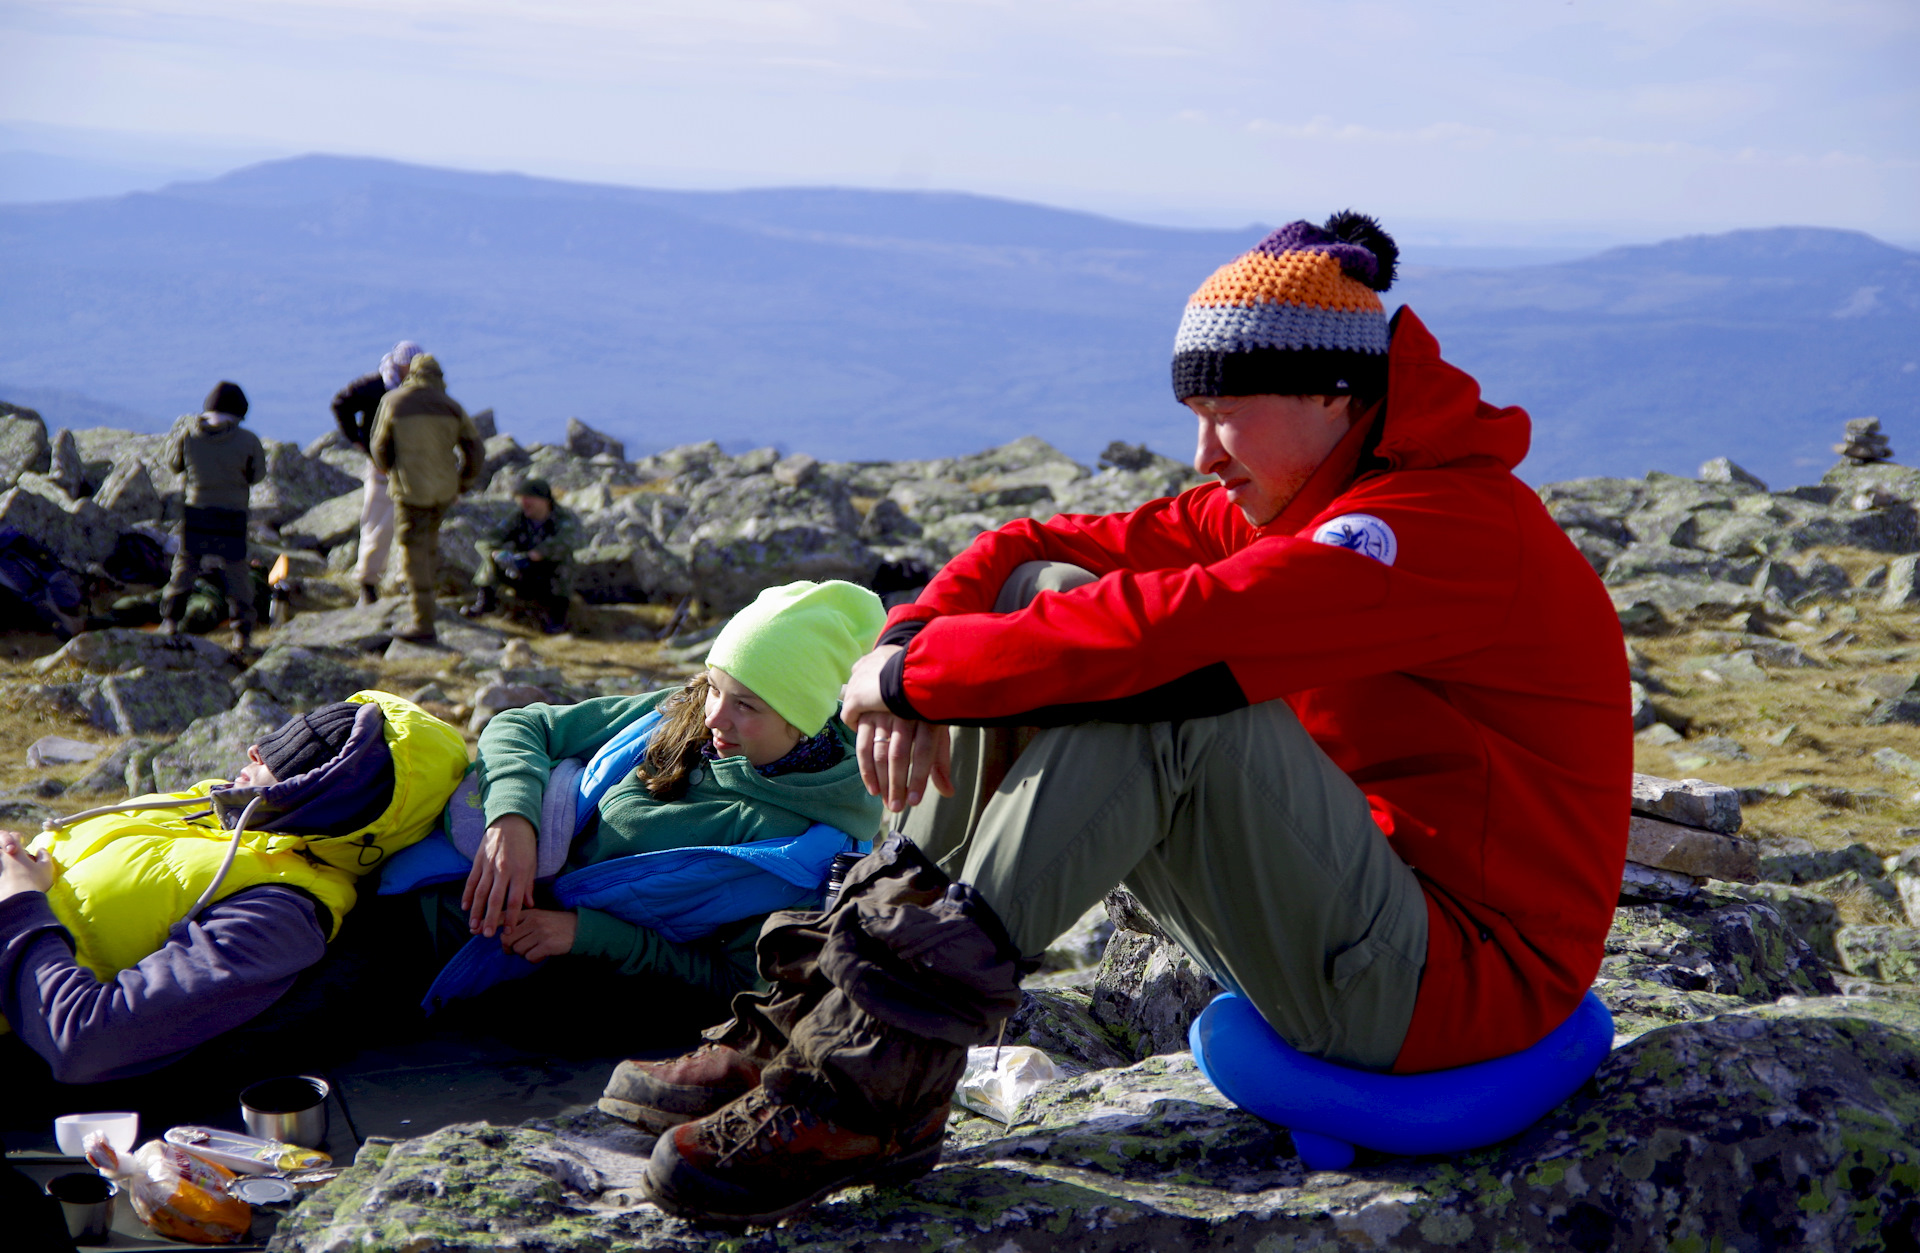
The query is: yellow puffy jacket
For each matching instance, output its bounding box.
[33,691,468,982]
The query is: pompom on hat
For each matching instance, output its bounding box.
[706,580,887,737]
[1173,211,1399,402]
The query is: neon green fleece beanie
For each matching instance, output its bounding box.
[706,580,887,736]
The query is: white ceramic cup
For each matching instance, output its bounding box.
[53,1112,139,1158]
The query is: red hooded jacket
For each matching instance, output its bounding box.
[878,308,1630,1072]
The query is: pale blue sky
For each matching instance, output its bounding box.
[2,0,1914,241]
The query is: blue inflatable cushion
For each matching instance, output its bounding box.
[1190,990,1614,1170]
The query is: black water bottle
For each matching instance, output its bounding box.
[821,852,865,911]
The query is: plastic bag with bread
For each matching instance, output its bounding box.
[85,1130,252,1244]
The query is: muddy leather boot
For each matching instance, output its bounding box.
[597,986,811,1132]
[645,878,1031,1224]
[598,833,954,1133]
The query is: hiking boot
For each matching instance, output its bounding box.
[643,877,1032,1223]
[599,1042,766,1133]
[646,1083,947,1225]
[598,964,828,1131]
[359,583,380,607]
[157,619,179,637]
[393,625,437,644]
[599,834,962,1135]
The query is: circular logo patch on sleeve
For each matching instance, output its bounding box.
[1311,513,1398,566]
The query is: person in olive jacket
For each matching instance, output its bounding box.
[163,381,265,649]
[331,340,423,606]
[369,354,484,642]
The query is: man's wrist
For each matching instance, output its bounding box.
[879,647,923,721]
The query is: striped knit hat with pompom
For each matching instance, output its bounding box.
[1172,211,1400,402]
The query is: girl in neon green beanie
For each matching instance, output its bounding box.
[455,580,886,1041]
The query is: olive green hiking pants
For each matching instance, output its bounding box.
[902,562,1428,1070]
[395,502,448,635]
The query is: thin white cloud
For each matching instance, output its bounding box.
[0,0,1913,235]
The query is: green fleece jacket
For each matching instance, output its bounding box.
[476,691,883,994]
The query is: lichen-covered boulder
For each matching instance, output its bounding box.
[1054,460,1199,517]
[573,537,692,604]
[1601,894,1838,1002]
[265,600,446,654]
[1040,904,1114,973]
[90,667,235,736]
[34,627,233,676]
[0,484,121,569]
[1005,986,1134,1072]
[92,458,164,524]
[150,690,291,792]
[1714,878,1844,965]
[566,417,625,461]
[29,666,237,736]
[249,440,361,528]
[0,407,51,486]
[66,737,161,798]
[269,999,1920,1253]
[1090,929,1222,1062]
[688,521,876,615]
[232,645,376,712]
[280,489,365,551]
[1835,925,1920,984]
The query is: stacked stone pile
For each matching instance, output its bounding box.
[1836,415,1893,464]
[1619,772,1756,898]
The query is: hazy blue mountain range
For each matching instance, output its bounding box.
[1,155,1914,487]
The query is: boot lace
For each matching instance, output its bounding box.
[710,1092,816,1168]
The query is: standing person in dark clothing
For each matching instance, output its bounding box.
[371,354,485,643]
[332,340,423,607]
[163,381,264,650]
[462,477,580,633]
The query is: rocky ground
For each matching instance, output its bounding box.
[4,400,1920,1249]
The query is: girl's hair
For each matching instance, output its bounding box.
[637,673,714,801]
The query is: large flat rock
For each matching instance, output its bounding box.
[1625,813,1759,881]
[267,996,1920,1252]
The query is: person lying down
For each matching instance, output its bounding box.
[0,693,466,1085]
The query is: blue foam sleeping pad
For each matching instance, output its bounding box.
[419,822,863,1013]
[1189,990,1614,1170]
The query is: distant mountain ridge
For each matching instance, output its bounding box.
[0,155,1913,486]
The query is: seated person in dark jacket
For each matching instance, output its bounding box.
[463,477,579,633]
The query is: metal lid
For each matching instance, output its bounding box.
[230,1175,298,1205]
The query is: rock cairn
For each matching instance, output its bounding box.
[1836,415,1892,463]
[1621,772,1756,899]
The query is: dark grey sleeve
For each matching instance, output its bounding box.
[0,886,328,1085]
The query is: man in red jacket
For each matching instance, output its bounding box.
[640,213,1632,1224]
